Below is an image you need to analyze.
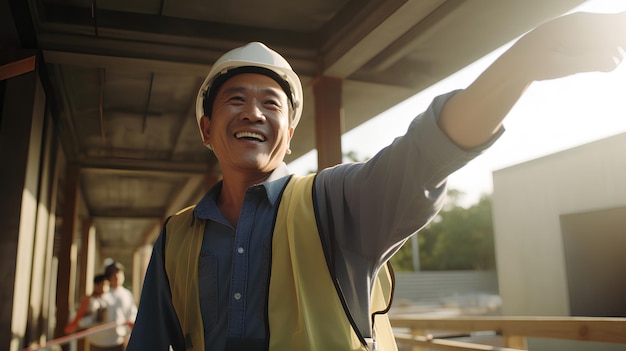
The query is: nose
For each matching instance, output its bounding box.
[240,100,266,122]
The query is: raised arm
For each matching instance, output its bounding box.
[438,11,626,149]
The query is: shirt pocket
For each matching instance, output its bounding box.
[198,253,218,331]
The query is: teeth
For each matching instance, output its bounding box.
[235,131,266,141]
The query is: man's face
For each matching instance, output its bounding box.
[94,280,109,295]
[109,270,124,288]
[200,73,294,175]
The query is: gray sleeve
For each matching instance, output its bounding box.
[315,90,502,263]
[312,90,503,336]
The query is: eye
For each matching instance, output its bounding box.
[264,98,281,107]
[227,95,245,104]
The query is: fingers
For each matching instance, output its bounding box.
[590,12,626,53]
[612,46,626,68]
[510,11,626,81]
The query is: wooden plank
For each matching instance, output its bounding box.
[390,317,626,344]
[395,333,521,351]
[503,335,527,349]
[0,56,36,81]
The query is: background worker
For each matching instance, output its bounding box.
[64,274,109,335]
[89,262,137,351]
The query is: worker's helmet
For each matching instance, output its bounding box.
[195,42,303,146]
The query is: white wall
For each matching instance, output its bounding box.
[493,132,626,315]
[492,132,626,350]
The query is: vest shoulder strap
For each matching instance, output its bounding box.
[164,205,204,350]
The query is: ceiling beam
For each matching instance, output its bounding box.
[362,0,462,73]
[75,157,215,175]
[91,207,164,218]
[322,0,445,78]
[39,2,315,48]
[80,166,199,178]
[35,3,319,76]
[40,34,318,77]
[44,50,211,76]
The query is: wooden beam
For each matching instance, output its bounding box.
[0,56,36,81]
[323,0,444,77]
[312,76,343,170]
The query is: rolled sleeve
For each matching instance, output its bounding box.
[408,89,504,190]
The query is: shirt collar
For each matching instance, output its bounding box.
[193,163,292,220]
[263,163,291,205]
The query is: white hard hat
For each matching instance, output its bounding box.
[195,42,303,143]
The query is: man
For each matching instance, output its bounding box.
[128,11,626,351]
[64,274,109,334]
[90,262,138,351]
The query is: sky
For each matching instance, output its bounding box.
[288,0,626,207]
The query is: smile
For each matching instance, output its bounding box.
[235,131,266,142]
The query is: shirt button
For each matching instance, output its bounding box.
[234,293,242,300]
[237,247,244,254]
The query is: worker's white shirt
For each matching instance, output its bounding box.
[89,286,137,347]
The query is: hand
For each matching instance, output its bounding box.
[64,324,77,334]
[509,11,626,82]
[438,11,626,150]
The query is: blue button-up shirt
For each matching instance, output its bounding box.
[193,166,291,349]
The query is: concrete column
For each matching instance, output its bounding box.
[41,145,63,346]
[28,103,58,346]
[77,219,94,298]
[0,68,46,350]
[312,76,343,170]
[54,165,81,346]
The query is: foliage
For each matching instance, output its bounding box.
[390,193,496,271]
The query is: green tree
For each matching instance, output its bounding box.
[390,193,496,271]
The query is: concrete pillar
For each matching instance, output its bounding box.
[41,147,64,346]
[312,76,343,170]
[77,219,94,298]
[0,67,46,350]
[54,165,81,347]
[28,102,59,347]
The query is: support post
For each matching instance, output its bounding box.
[312,76,343,170]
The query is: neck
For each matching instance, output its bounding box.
[217,169,272,228]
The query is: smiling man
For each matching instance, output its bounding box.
[128,11,626,351]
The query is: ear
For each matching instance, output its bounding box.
[285,127,295,155]
[199,116,212,146]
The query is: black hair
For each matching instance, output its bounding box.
[104,262,125,278]
[202,66,293,118]
[94,274,107,284]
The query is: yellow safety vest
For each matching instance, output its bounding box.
[164,175,397,350]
